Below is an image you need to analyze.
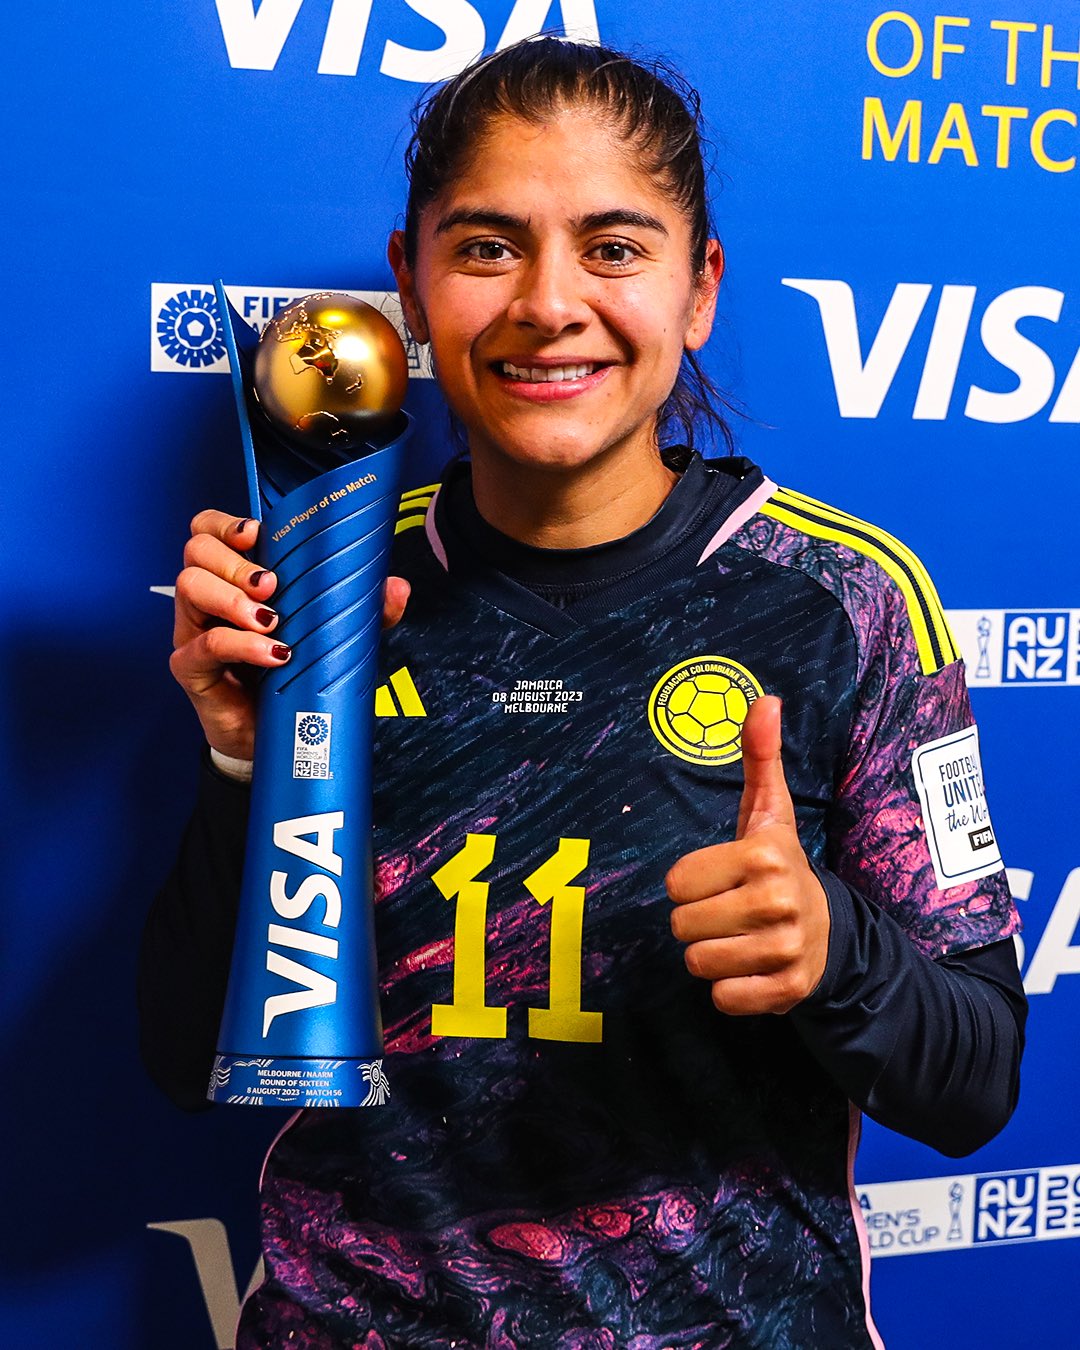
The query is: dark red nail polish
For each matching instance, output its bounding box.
[235,518,254,533]
[255,607,277,627]
[250,569,269,587]
[271,644,292,661]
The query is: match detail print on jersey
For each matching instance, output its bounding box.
[430,833,603,1044]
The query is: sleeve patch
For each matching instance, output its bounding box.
[911,725,1004,890]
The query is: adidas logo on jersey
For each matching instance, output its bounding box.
[375,667,426,717]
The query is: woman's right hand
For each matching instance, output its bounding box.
[170,510,410,761]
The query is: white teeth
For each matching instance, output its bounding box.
[502,362,596,382]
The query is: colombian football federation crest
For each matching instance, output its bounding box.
[647,657,763,765]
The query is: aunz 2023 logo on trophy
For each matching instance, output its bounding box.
[207,286,410,1108]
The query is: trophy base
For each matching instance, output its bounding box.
[207,1053,390,1108]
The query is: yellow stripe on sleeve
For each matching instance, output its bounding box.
[762,494,958,675]
[775,487,958,666]
[395,513,428,534]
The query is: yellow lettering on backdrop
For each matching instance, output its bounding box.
[1031,108,1078,171]
[1041,24,1080,89]
[991,20,1038,85]
[863,97,923,160]
[932,16,969,79]
[867,11,924,78]
[929,102,978,165]
[981,105,1030,168]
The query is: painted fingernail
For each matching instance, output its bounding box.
[250,569,269,587]
[271,644,292,661]
[235,518,255,533]
[255,607,277,627]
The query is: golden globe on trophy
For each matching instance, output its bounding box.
[252,294,408,452]
[207,287,412,1108]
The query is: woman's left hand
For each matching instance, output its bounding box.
[666,696,831,1016]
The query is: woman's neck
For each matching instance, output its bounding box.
[467,441,679,550]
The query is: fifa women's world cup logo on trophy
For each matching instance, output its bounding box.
[207,287,411,1108]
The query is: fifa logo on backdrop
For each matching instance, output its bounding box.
[214,0,599,81]
[150,284,432,376]
[783,279,1079,423]
[947,610,1080,687]
[156,288,227,369]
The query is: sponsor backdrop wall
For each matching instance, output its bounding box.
[6,2,1077,1346]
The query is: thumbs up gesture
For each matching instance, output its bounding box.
[666,696,831,1016]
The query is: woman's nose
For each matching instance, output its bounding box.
[506,251,591,336]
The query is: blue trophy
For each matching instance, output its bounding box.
[207,287,411,1107]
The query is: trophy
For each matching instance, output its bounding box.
[207,286,411,1107]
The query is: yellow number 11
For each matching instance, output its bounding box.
[429,833,602,1044]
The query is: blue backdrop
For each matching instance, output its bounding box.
[5,3,1078,1346]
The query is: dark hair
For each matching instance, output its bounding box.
[402,37,736,453]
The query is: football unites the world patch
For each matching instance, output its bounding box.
[647,657,763,764]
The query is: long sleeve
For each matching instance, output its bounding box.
[137,756,250,1110]
[791,868,1027,1157]
[776,524,1028,1154]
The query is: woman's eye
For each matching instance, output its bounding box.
[466,240,512,262]
[592,241,637,266]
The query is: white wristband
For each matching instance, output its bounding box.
[209,747,255,783]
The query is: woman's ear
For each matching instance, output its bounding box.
[685,238,724,353]
[387,229,430,345]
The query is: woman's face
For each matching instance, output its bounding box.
[390,109,721,482]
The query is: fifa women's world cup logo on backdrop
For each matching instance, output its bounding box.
[648,657,763,765]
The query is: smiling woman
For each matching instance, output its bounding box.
[387,107,722,544]
[145,35,1026,1350]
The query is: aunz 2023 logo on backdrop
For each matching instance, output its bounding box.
[948,609,1080,688]
[214,0,599,81]
[784,279,1079,423]
[859,1162,1080,1259]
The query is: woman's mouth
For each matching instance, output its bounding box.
[500,361,598,382]
[492,360,614,401]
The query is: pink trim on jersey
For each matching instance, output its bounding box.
[233,1108,304,1342]
[696,477,777,565]
[425,486,449,571]
[847,1104,886,1350]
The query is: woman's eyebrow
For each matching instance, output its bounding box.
[433,207,669,236]
[575,209,668,234]
[434,208,526,235]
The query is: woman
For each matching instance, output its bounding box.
[144,38,1025,1349]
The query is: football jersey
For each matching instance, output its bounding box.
[238,454,1018,1349]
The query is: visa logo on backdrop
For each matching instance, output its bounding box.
[215,0,599,80]
[783,279,1079,423]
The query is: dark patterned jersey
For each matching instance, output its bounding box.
[238,455,1018,1350]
